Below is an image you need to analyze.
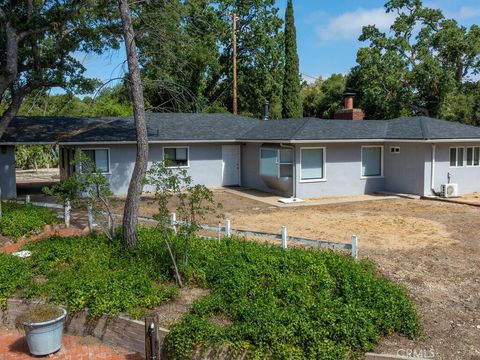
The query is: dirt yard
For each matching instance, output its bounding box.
[111,192,479,359]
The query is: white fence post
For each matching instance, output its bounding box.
[170,212,177,233]
[64,200,71,228]
[25,195,30,204]
[351,235,358,260]
[225,220,231,237]
[281,226,288,249]
[87,205,94,232]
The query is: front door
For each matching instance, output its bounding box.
[222,145,240,186]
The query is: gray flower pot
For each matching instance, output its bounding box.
[24,308,67,356]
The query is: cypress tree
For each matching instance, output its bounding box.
[282,0,302,118]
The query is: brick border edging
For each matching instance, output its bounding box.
[1,298,170,356]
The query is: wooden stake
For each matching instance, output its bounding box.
[232,13,238,115]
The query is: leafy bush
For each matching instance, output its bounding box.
[0,202,58,239]
[163,234,421,359]
[0,253,31,306]
[23,233,177,318]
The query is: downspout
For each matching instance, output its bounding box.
[280,143,296,198]
[431,144,437,196]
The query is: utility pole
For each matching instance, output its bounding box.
[232,13,238,115]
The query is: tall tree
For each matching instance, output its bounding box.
[118,0,148,248]
[0,0,119,139]
[281,0,302,118]
[135,0,284,119]
[348,0,480,121]
[301,74,346,118]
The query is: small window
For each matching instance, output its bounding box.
[450,147,464,167]
[390,146,400,154]
[300,148,325,181]
[259,148,293,178]
[361,146,383,177]
[279,148,293,177]
[81,149,109,173]
[466,147,480,167]
[260,148,278,177]
[164,147,189,167]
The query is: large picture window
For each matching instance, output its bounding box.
[361,146,383,177]
[450,147,464,167]
[300,148,325,181]
[82,149,109,173]
[164,147,189,167]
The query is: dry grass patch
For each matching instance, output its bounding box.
[229,210,456,250]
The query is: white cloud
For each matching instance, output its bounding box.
[457,6,480,20]
[317,7,396,41]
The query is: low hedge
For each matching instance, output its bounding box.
[0,202,58,240]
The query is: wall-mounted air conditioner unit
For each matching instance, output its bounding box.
[441,183,458,198]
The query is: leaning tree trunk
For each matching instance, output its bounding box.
[118,0,149,247]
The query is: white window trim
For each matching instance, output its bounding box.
[449,146,465,168]
[465,146,480,167]
[360,145,384,179]
[299,147,327,183]
[80,148,111,174]
[162,146,190,168]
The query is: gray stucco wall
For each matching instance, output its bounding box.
[428,142,480,195]
[0,145,16,199]
[240,143,287,196]
[75,143,229,195]
[384,142,427,195]
[294,143,385,199]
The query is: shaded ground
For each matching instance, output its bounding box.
[153,287,210,329]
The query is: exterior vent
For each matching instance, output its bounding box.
[441,183,458,198]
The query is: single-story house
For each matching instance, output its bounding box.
[1,102,480,200]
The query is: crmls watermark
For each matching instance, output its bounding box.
[397,348,435,358]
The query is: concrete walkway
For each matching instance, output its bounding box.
[0,329,142,359]
[222,187,399,207]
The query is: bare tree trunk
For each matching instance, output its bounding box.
[118,0,149,247]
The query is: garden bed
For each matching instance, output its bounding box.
[0,229,419,359]
[0,202,58,240]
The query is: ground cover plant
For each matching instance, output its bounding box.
[21,233,178,318]
[0,228,420,358]
[0,253,30,306]
[164,233,421,359]
[0,202,58,240]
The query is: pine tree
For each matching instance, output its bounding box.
[282,0,302,118]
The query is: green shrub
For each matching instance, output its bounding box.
[0,253,31,306]
[162,234,421,359]
[23,233,177,318]
[0,202,58,239]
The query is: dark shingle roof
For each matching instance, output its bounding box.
[0,116,117,143]
[2,114,480,144]
[62,113,259,143]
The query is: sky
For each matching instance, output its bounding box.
[76,0,480,92]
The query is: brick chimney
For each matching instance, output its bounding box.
[334,92,364,121]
